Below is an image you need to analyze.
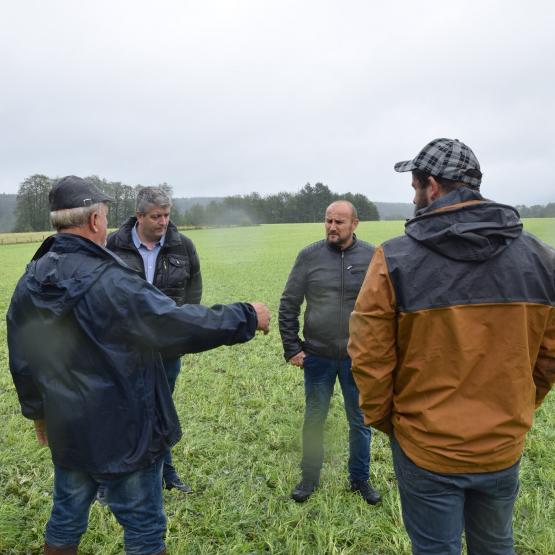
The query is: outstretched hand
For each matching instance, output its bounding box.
[251,302,271,335]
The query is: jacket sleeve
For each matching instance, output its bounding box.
[278,252,307,361]
[348,247,397,434]
[8,353,44,420]
[79,267,257,359]
[184,238,202,304]
[7,283,44,420]
[533,307,555,408]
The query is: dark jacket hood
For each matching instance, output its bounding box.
[405,188,523,262]
[25,233,117,320]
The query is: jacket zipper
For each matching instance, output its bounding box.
[157,257,168,287]
[339,250,345,359]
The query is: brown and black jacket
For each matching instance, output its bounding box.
[349,188,555,474]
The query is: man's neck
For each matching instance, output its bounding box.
[60,227,103,246]
[341,236,355,250]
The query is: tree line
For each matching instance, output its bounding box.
[14,175,141,232]
[515,203,555,218]
[13,175,379,232]
[175,183,378,226]
[12,174,555,233]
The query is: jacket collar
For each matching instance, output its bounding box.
[326,234,358,252]
[414,187,484,217]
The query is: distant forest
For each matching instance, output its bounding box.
[1,174,554,233]
[4,175,379,233]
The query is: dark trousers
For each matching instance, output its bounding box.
[162,358,181,478]
[391,436,519,555]
[301,354,371,483]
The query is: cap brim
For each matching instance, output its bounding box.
[394,159,417,173]
[98,192,114,203]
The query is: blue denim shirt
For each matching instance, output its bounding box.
[131,224,165,284]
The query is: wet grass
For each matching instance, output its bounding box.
[0,220,554,554]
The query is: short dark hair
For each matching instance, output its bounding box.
[412,169,466,193]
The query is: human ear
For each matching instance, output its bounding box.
[89,210,100,233]
[428,177,442,201]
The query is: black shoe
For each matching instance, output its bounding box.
[164,473,193,494]
[350,481,381,505]
[291,479,318,503]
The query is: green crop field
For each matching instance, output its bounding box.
[1,219,554,554]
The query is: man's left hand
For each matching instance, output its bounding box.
[34,419,48,446]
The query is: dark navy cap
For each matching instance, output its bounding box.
[49,176,114,210]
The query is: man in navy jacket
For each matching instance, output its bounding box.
[7,176,270,555]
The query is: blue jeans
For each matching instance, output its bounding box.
[163,357,181,475]
[45,461,166,555]
[391,436,519,555]
[301,354,371,483]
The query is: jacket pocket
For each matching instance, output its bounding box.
[166,255,190,281]
[348,264,369,275]
[167,255,189,271]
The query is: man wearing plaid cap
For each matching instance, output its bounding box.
[348,138,555,554]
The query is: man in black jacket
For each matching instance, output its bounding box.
[8,176,270,555]
[279,200,380,504]
[107,186,200,494]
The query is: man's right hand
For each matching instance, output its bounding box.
[289,351,306,368]
[251,302,271,334]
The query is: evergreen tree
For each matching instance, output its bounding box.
[14,174,53,231]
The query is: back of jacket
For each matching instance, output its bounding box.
[8,234,257,475]
[349,188,555,473]
[279,238,374,360]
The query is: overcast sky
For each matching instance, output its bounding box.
[1,1,554,205]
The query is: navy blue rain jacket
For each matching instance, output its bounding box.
[7,233,257,474]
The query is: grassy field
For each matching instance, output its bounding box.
[1,219,554,554]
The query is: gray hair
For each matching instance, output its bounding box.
[50,203,105,231]
[136,186,172,214]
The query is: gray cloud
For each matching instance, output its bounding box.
[1,0,554,205]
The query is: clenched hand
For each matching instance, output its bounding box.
[251,302,271,335]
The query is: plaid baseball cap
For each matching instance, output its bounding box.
[49,176,113,211]
[394,138,482,189]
